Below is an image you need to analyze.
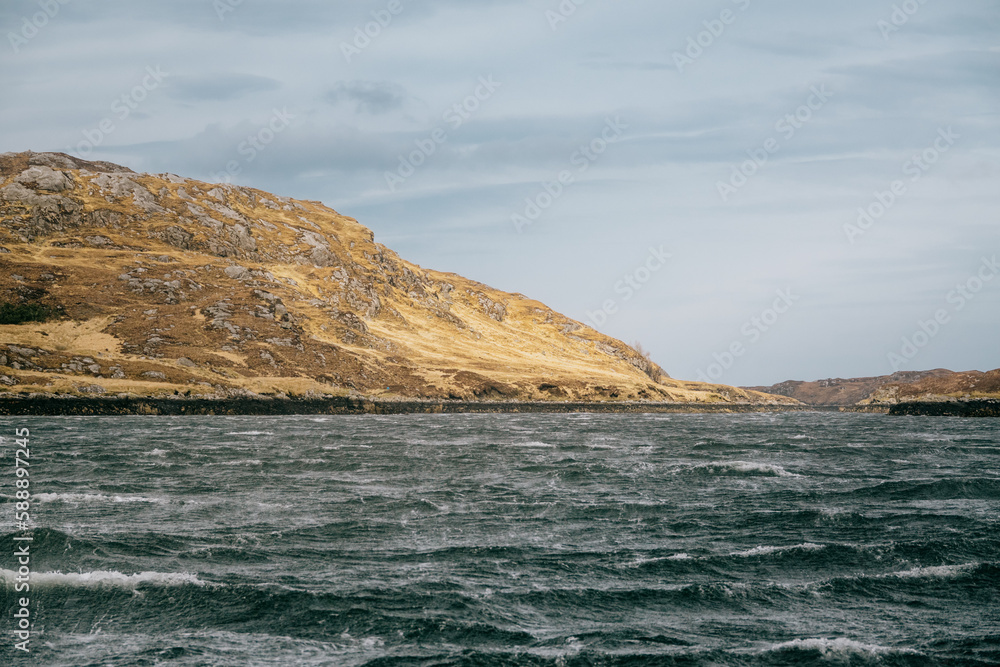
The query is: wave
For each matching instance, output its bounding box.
[764,637,924,658]
[32,492,167,504]
[0,568,207,589]
[814,562,999,598]
[878,563,980,580]
[729,543,825,558]
[675,460,800,477]
[848,477,1000,500]
[204,459,264,466]
[516,581,797,611]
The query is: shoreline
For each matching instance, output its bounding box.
[0,396,994,416]
[887,399,1000,417]
[0,396,829,416]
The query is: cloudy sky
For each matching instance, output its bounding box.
[2,0,997,385]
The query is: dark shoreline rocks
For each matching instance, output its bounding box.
[888,400,1000,417]
[0,396,825,417]
[3,396,994,417]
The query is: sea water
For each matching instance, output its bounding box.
[1,412,997,665]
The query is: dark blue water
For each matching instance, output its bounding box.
[1,413,998,665]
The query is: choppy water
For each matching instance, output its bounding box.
[1,413,998,666]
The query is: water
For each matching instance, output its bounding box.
[1,412,998,665]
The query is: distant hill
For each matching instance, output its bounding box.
[744,369,962,406]
[865,369,1000,405]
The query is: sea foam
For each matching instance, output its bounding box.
[0,569,207,588]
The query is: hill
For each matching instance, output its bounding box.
[0,151,792,405]
[746,368,1000,407]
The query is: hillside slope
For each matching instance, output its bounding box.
[746,368,1000,406]
[864,369,1000,405]
[0,151,791,404]
[744,370,957,406]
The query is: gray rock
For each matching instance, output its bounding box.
[159,226,192,250]
[91,173,165,214]
[26,153,79,170]
[16,165,74,192]
[224,265,251,281]
[25,152,133,174]
[254,290,278,302]
[310,246,336,267]
[176,357,197,368]
[227,223,257,252]
[141,371,167,379]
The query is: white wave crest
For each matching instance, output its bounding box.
[767,637,923,657]
[33,493,166,504]
[730,543,825,558]
[685,461,800,477]
[882,563,978,579]
[0,569,207,588]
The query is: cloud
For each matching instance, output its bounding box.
[326,81,409,115]
[167,73,281,102]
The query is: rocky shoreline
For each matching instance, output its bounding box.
[0,396,823,416]
[1,396,994,416]
[888,400,1000,417]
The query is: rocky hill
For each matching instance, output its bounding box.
[744,370,955,406]
[0,151,792,404]
[746,368,999,407]
[864,369,1000,406]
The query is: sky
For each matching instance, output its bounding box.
[1,0,997,386]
